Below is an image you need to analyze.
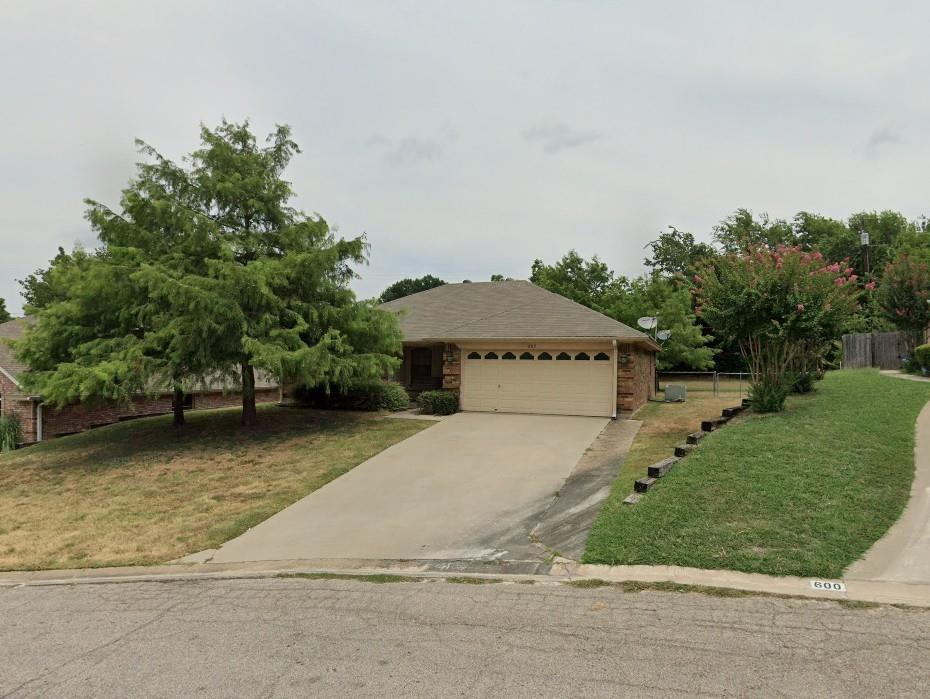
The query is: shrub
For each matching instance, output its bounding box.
[791,370,816,394]
[294,380,410,412]
[418,390,458,415]
[0,414,22,452]
[913,344,930,373]
[750,375,791,413]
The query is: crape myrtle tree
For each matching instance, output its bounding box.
[694,246,857,412]
[877,253,930,354]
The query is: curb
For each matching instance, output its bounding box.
[3,558,929,608]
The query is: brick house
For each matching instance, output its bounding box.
[0,317,280,445]
[379,280,659,417]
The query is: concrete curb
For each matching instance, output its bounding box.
[3,558,930,607]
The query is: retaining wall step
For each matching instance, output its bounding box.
[686,431,706,445]
[674,443,695,458]
[741,397,751,407]
[722,405,745,418]
[622,493,642,505]
[647,456,680,478]
[634,477,657,493]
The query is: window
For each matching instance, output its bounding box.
[519,352,534,360]
[502,351,516,360]
[575,352,591,361]
[537,351,552,360]
[484,351,498,359]
[556,352,571,360]
[593,352,610,361]
[467,351,481,360]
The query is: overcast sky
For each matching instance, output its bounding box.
[2,1,928,314]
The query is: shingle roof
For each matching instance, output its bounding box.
[379,280,658,348]
[0,317,35,385]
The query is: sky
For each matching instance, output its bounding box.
[2,1,928,314]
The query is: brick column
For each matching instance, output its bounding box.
[441,344,461,399]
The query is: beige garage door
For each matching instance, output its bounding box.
[462,349,614,417]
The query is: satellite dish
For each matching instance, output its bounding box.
[656,329,672,341]
[637,316,657,330]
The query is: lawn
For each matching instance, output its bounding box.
[0,405,431,571]
[585,370,930,578]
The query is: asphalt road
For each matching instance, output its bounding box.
[2,577,929,698]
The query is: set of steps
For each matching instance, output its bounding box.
[622,402,749,505]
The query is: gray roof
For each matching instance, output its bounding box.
[0,317,34,385]
[379,280,658,347]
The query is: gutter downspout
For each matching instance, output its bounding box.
[612,340,618,419]
[36,402,43,442]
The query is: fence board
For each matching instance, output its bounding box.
[842,332,905,370]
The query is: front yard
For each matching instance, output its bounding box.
[0,406,431,571]
[585,370,930,578]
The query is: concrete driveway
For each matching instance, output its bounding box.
[211,413,608,563]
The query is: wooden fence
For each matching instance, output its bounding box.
[842,332,908,370]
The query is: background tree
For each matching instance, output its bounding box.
[17,247,94,314]
[877,253,930,353]
[379,275,446,303]
[0,298,10,323]
[530,251,614,310]
[713,209,796,253]
[644,227,717,278]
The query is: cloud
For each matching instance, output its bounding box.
[522,121,601,154]
[385,137,442,165]
[866,126,903,152]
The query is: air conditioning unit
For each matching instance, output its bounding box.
[664,384,687,403]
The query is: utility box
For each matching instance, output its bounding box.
[664,384,687,402]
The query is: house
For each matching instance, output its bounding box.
[0,317,280,444]
[379,280,659,417]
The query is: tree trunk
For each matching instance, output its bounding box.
[241,362,257,426]
[172,386,186,427]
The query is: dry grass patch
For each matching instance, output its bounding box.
[0,405,431,571]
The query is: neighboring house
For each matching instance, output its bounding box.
[0,317,280,445]
[379,280,660,417]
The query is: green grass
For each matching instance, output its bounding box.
[584,370,930,578]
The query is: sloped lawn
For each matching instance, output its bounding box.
[584,370,930,578]
[0,406,431,571]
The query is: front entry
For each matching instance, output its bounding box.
[461,348,614,418]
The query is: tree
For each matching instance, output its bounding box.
[877,253,930,352]
[17,247,94,314]
[695,246,857,411]
[19,120,403,428]
[602,275,715,370]
[0,298,10,323]
[490,274,514,281]
[530,251,614,310]
[713,209,796,253]
[644,227,717,278]
[379,275,446,303]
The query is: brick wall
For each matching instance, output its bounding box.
[617,344,656,414]
[0,372,36,443]
[24,388,281,443]
[441,343,461,399]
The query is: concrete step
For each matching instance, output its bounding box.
[647,457,679,478]
[622,492,642,505]
[634,477,657,493]
[674,443,695,458]
[701,417,729,432]
[686,431,706,445]
[722,405,745,418]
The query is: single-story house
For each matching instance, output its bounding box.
[0,317,280,445]
[379,280,660,418]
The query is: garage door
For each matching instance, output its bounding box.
[462,349,614,417]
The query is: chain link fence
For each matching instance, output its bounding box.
[658,371,753,398]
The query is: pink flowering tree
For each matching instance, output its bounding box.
[877,254,930,354]
[694,246,858,411]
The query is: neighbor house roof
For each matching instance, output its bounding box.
[379,280,660,349]
[0,317,35,386]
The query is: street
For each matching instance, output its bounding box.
[2,576,929,697]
